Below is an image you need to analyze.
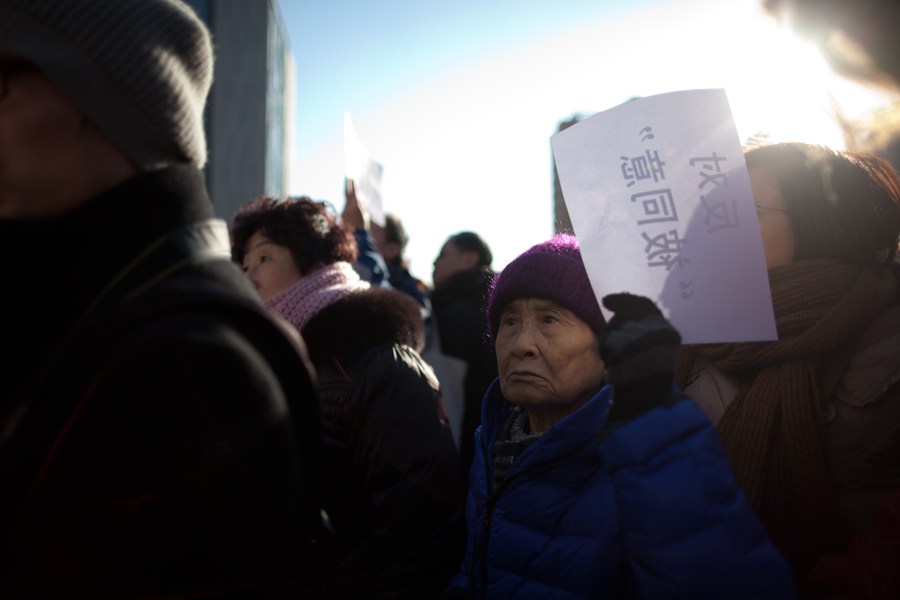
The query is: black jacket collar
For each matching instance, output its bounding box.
[431,266,494,306]
[2,166,213,311]
[1,166,214,395]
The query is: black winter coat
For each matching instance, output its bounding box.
[0,168,322,598]
[302,288,465,599]
[429,267,498,482]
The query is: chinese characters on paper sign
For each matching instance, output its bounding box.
[619,128,741,300]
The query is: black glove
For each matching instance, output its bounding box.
[599,293,682,423]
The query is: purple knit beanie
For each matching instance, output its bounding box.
[486,233,605,340]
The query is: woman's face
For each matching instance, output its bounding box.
[749,165,795,268]
[242,230,303,300]
[495,298,605,432]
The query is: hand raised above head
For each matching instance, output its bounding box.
[341,178,368,231]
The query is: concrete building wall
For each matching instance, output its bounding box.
[207,1,268,220]
[183,0,293,222]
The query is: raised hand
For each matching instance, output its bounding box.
[599,293,682,423]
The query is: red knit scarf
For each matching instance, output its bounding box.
[675,259,898,560]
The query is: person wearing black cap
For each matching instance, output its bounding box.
[443,233,795,599]
[0,1,322,596]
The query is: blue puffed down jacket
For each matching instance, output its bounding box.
[445,381,796,599]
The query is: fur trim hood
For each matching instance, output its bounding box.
[301,287,425,370]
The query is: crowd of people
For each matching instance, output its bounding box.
[2,0,899,598]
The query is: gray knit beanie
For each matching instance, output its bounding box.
[0,0,213,169]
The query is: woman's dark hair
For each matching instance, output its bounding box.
[744,142,900,266]
[230,196,357,275]
[382,213,409,249]
[447,231,493,268]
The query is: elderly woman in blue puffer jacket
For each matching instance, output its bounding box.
[443,234,795,599]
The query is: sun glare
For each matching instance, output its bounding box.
[724,11,891,149]
[289,0,897,279]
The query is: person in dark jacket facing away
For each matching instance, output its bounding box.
[232,196,464,599]
[443,234,796,599]
[0,1,322,597]
[430,231,499,486]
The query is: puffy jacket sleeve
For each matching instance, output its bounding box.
[601,397,797,599]
[353,228,390,288]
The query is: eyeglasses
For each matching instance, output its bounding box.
[755,203,788,214]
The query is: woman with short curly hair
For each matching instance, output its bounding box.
[232,196,464,598]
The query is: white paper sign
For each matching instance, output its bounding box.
[550,89,776,344]
[343,112,385,227]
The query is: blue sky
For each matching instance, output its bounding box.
[280,0,654,152]
[277,0,888,284]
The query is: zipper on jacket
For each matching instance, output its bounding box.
[476,476,513,600]
[471,441,604,598]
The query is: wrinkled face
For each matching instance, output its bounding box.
[0,57,135,219]
[495,298,606,432]
[241,230,303,300]
[432,240,475,287]
[749,166,795,268]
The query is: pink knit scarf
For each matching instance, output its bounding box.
[265,262,369,332]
